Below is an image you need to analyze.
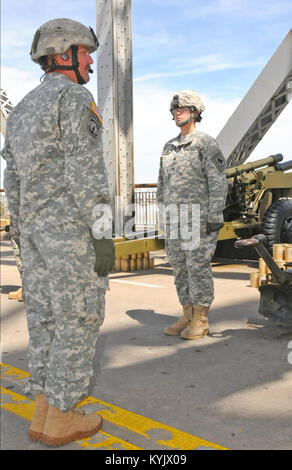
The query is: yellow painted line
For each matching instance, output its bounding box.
[77,395,225,450]
[1,363,29,383]
[79,432,141,450]
[0,387,141,450]
[1,363,227,450]
[1,387,35,421]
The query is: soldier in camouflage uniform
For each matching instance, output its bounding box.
[1,18,115,446]
[157,90,228,340]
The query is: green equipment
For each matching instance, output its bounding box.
[223,154,292,253]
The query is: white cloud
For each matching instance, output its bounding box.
[220,0,292,18]
[133,84,175,183]
[134,54,263,83]
[184,0,292,19]
[1,66,40,107]
[134,31,177,48]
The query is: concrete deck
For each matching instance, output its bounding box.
[1,235,292,450]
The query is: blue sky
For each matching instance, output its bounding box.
[1,0,292,183]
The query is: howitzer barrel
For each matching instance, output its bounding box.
[225,154,283,178]
[275,160,292,172]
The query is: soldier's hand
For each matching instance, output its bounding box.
[90,231,115,277]
[207,222,223,234]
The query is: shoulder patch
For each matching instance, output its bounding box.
[212,151,225,172]
[91,102,103,128]
[88,115,100,137]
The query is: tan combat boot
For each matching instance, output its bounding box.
[28,394,49,441]
[8,287,23,301]
[180,305,210,340]
[41,405,103,447]
[164,303,193,336]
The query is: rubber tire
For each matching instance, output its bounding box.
[261,198,292,253]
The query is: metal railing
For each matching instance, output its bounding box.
[134,184,158,229]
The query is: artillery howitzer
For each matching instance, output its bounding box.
[224,154,292,253]
[235,234,292,325]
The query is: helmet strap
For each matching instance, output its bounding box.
[175,110,197,127]
[46,45,86,85]
[70,45,86,85]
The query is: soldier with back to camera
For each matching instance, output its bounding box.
[1,18,115,446]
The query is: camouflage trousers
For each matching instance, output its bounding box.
[165,230,218,307]
[21,221,107,412]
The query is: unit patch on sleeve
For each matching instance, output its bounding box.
[212,152,226,172]
[88,115,100,137]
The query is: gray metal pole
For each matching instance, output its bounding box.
[96,0,134,234]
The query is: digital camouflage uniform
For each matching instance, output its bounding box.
[157,128,228,307]
[9,216,23,277]
[2,72,111,411]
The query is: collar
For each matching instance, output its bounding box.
[170,129,199,147]
[42,72,75,84]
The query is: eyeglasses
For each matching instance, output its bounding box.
[171,106,190,115]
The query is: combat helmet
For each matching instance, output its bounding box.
[30,18,99,84]
[170,90,205,126]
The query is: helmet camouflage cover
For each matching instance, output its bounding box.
[30,18,99,62]
[170,90,205,114]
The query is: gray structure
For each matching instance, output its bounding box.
[96,0,134,232]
